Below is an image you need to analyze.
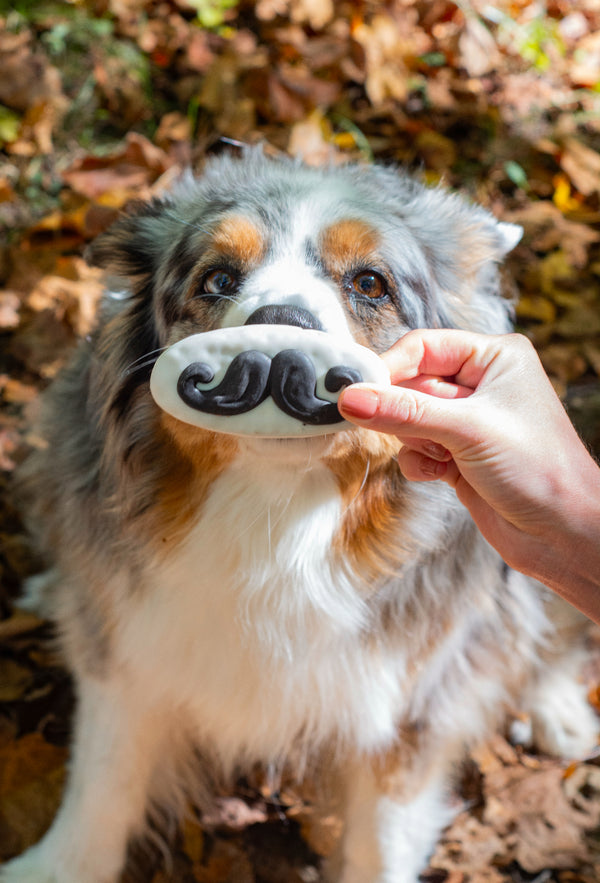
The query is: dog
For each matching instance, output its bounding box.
[3,148,597,883]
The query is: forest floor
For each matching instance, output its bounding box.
[1,1,600,880]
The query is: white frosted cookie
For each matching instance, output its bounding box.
[150,325,390,438]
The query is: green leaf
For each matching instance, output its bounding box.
[186,0,239,30]
[0,106,21,145]
[504,160,529,190]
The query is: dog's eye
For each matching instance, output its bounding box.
[351,271,386,299]
[201,269,238,295]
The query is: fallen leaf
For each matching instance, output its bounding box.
[289,0,334,30]
[0,293,20,330]
[181,814,204,863]
[570,29,600,87]
[429,814,506,871]
[515,294,557,323]
[62,133,173,201]
[458,16,500,77]
[0,659,33,702]
[560,138,600,196]
[288,112,340,165]
[0,377,38,405]
[0,30,63,115]
[0,610,45,641]
[353,14,414,105]
[0,733,67,858]
[538,343,588,382]
[504,202,600,268]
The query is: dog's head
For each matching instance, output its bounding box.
[88,148,519,465]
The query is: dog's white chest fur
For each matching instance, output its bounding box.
[116,452,406,767]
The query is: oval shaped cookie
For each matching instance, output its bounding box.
[150,325,390,438]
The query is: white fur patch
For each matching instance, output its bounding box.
[113,454,408,768]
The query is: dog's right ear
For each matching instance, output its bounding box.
[85,197,181,280]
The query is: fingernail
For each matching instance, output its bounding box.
[423,441,450,461]
[339,387,379,420]
[420,457,446,477]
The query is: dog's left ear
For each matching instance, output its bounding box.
[495,221,524,255]
[402,183,523,332]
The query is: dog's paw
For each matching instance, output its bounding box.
[520,670,599,759]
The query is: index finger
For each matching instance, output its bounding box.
[381,328,505,392]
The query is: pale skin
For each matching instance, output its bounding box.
[338,329,600,625]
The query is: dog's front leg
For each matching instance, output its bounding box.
[332,756,454,883]
[0,672,169,883]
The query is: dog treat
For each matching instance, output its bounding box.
[150,325,390,437]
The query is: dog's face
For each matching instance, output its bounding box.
[88,150,519,464]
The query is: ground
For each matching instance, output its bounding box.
[1,1,600,880]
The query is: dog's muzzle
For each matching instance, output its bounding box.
[150,323,390,438]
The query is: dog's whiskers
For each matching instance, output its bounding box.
[122,348,169,377]
[343,458,370,516]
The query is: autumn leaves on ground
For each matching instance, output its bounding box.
[1,1,600,880]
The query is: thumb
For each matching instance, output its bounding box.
[338,383,472,450]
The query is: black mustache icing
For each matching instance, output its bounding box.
[177,349,362,425]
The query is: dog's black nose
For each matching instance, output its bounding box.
[244,304,323,331]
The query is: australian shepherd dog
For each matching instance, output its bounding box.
[3,149,597,883]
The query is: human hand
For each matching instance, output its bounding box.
[338,329,600,620]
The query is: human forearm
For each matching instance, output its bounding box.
[515,473,600,624]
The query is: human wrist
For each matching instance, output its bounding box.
[524,457,600,622]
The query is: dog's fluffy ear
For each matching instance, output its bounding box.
[85,195,193,284]
[496,221,524,255]
[395,179,522,332]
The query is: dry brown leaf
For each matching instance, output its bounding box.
[0,377,38,405]
[483,763,600,873]
[0,293,20,330]
[62,133,172,202]
[0,30,63,115]
[539,343,588,383]
[560,138,600,197]
[515,294,557,323]
[182,815,204,863]
[288,113,340,165]
[415,130,457,170]
[0,659,33,703]
[191,839,254,883]
[0,733,67,858]
[296,808,342,857]
[430,814,507,872]
[570,29,600,87]
[0,610,45,641]
[503,202,600,268]
[352,14,413,105]
[458,16,500,77]
[289,0,334,30]
[0,426,20,471]
[155,111,192,149]
[26,267,104,339]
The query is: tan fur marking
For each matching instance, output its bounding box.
[319,220,402,353]
[324,430,416,588]
[211,215,266,267]
[149,415,238,554]
[319,219,381,275]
